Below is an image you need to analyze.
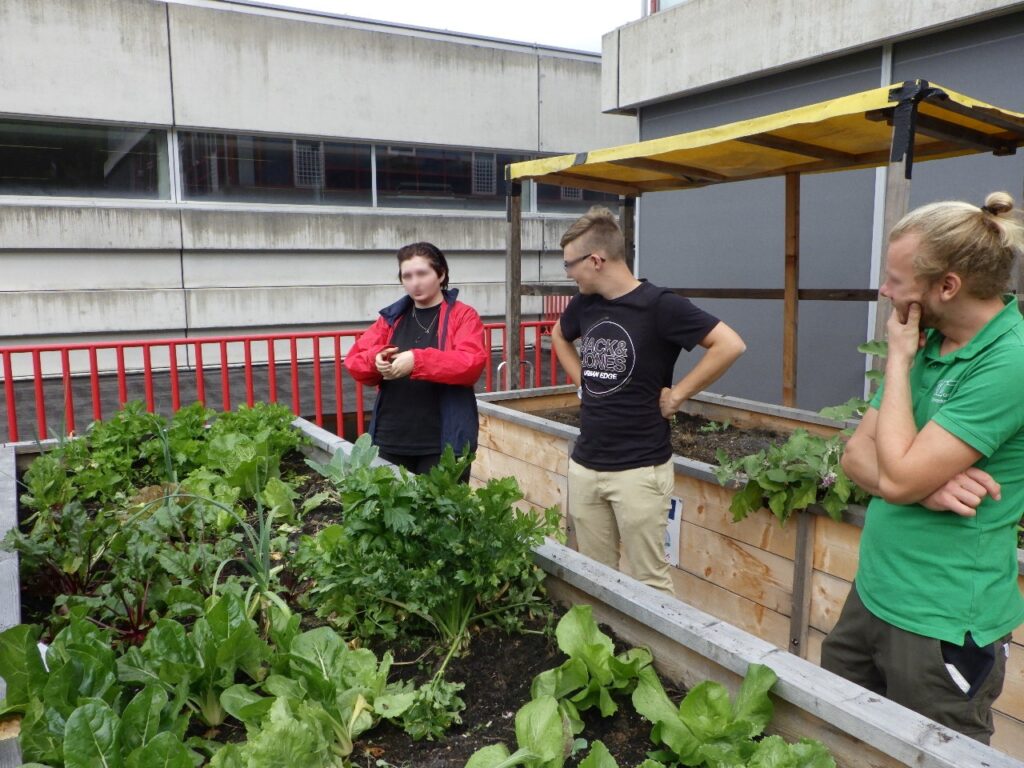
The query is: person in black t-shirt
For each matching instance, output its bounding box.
[344,242,486,479]
[551,207,746,594]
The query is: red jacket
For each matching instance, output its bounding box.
[344,289,486,452]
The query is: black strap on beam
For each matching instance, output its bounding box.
[888,79,947,179]
[505,179,522,223]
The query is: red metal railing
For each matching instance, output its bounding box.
[1,321,567,442]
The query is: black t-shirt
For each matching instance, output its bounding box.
[559,281,719,471]
[373,303,442,455]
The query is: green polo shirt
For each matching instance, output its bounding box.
[858,296,1024,646]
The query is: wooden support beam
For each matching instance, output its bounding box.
[536,171,643,196]
[871,160,911,380]
[913,113,1018,155]
[739,134,857,163]
[789,512,816,658]
[783,172,800,408]
[607,157,728,182]
[925,97,1024,136]
[505,185,523,390]
[522,284,880,301]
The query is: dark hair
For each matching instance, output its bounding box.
[396,242,449,289]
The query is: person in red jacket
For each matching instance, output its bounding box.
[344,242,486,477]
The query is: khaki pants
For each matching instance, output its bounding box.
[567,458,675,595]
[821,583,1009,744]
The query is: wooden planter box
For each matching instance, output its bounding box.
[473,385,1024,760]
[1,417,1021,767]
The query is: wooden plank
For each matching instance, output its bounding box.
[668,566,791,648]
[480,390,580,414]
[991,711,1024,761]
[505,185,523,390]
[472,445,566,511]
[673,474,798,560]
[678,521,795,614]
[812,514,861,582]
[871,156,910,377]
[477,414,569,474]
[606,157,728,182]
[789,512,815,658]
[808,569,852,635]
[0,447,20,639]
[738,134,859,163]
[782,172,800,407]
[994,641,1024,727]
[679,398,844,438]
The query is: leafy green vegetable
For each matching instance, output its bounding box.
[531,605,652,733]
[713,430,869,525]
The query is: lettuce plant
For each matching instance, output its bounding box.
[531,604,652,733]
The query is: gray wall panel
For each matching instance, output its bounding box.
[893,13,1024,212]
[639,54,881,409]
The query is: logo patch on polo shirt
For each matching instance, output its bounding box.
[932,379,958,403]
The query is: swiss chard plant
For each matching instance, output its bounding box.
[0,614,194,767]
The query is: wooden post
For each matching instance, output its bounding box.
[788,512,816,658]
[622,195,637,273]
[505,183,523,390]
[870,161,912,381]
[782,173,800,408]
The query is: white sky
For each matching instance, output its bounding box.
[247,0,642,52]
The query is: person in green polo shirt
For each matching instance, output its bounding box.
[823,191,1024,743]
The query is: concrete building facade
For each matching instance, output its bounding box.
[0,0,636,376]
[602,0,1024,410]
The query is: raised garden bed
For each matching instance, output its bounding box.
[473,385,1024,760]
[1,408,1021,767]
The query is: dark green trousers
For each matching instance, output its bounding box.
[821,583,1009,744]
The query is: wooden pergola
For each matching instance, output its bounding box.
[502,79,1024,405]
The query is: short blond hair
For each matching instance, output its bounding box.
[559,206,626,262]
[890,191,1024,299]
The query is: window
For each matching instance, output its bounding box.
[472,152,496,196]
[0,119,168,198]
[378,145,528,210]
[179,132,372,205]
[537,182,619,213]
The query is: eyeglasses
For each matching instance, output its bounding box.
[563,252,596,270]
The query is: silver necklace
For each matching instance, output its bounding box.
[412,305,439,336]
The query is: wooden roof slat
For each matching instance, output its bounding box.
[913,114,1018,155]
[538,171,643,196]
[924,95,1024,135]
[606,157,728,182]
[736,133,859,163]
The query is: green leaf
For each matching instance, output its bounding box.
[220,684,272,725]
[465,744,538,768]
[63,700,122,768]
[731,663,777,738]
[514,695,568,766]
[124,731,194,768]
[0,624,47,714]
[579,740,619,768]
[857,339,888,356]
[120,685,168,753]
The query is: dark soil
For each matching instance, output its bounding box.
[534,407,785,465]
[354,613,669,768]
